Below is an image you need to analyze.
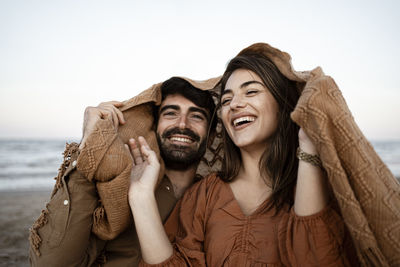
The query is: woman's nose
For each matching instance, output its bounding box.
[230,95,246,109]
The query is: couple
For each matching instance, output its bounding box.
[127,53,354,266]
[30,43,398,266]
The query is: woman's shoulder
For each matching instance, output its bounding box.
[197,172,224,189]
[183,172,225,200]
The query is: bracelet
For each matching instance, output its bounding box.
[296,147,322,168]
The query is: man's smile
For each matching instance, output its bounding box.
[168,134,195,144]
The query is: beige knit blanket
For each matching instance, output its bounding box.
[75,43,400,266]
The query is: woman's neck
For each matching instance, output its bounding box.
[238,146,266,184]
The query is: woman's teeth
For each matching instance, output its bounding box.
[233,116,255,127]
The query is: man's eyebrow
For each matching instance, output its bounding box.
[159,105,209,120]
[222,80,265,95]
[188,107,209,120]
[159,105,179,114]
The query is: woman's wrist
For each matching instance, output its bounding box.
[298,139,318,155]
[128,187,156,208]
[297,147,322,168]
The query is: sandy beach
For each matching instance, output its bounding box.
[0,190,52,267]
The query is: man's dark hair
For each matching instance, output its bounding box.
[155,77,217,131]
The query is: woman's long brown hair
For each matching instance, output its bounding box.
[219,53,300,213]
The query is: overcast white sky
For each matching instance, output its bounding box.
[1,0,399,140]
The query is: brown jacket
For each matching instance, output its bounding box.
[29,143,180,266]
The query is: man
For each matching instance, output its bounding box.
[29,77,218,266]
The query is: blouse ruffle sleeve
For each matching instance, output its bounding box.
[278,204,351,266]
[139,246,192,267]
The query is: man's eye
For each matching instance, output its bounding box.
[163,111,177,116]
[191,114,205,121]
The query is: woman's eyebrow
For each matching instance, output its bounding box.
[240,80,264,88]
[221,89,232,96]
[222,80,264,95]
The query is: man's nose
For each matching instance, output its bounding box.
[178,115,188,129]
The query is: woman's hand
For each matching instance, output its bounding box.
[126,136,160,204]
[126,136,173,264]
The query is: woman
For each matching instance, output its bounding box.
[128,48,354,266]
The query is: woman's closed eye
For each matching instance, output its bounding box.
[246,89,259,95]
[221,97,232,106]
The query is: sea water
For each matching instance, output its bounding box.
[0,139,77,191]
[0,139,399,191]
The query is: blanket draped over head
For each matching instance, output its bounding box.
[75,43,400,266]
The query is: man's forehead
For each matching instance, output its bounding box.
[160,94,204,111]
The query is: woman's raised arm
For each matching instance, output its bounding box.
[294,128,330,216]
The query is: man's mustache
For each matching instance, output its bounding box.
[162,128,200,142]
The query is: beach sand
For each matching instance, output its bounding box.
[0,190,52,267]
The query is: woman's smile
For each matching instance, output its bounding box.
[231,114,256,129]
[221,69,279,150]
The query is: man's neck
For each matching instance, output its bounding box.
[165,166,197,199]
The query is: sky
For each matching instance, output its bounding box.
[0,0,399,140]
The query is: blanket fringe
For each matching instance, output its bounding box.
[93,202,105,227]
[28,204,49,257]
[51,142,80,197]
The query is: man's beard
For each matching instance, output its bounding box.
[157,127,207,170]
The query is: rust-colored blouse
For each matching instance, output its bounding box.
[141,173,352,266]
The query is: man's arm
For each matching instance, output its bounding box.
[29,145,101,266]
[29,101,125,266]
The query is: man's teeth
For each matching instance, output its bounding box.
[170,137,193,143]
[233,116,255,127]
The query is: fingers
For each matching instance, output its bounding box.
[138,136,159,166]
[128,138,144,165]
[113,105,126,125]
[98,101,126,127]
[126,136,159,166]
[100,100,124,108]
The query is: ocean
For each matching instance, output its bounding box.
[0,139,399,191]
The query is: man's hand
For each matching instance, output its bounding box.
[127,137,160,204]
[80,101,125,149]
